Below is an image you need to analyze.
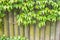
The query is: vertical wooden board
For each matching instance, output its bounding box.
[2,19,4,35]
[23,26,25,36]
[9,13,14,36]
[0,29,2,36]
[0,18,3,36]
[35,26,39,40]
[14,14,18,36]
[18,26,20,35]
[4,13,9,36]
[50,22,56,40]
[45,22,50,40]
[25,27,29,39]
[20,26,24,36]
[30,25,34,40]
[56,21,60,40]
[0,23,3,36]
[39,29,41,40]
[40,27,45,40]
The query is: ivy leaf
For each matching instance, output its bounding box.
[38,22,45,28]
[51,17,56,22]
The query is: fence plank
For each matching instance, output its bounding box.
[30,25,34,40]
[25,27,29,38]
[39,29,41,40]
[45,22,50,40]
[35,26,39,40]
[20,25,24,36]
[4,13,9,37]
[56,21,60,40]
[50,22,56,40]
[14,14,18,36]
[0,18,3,36]
[9,12,14,36]
[0,23,3,36]
[40,27,45,40]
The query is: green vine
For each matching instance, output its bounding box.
[0,0,60,28]
[17,1,60,28]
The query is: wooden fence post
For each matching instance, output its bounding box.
[25,26,29,39]
[50,22,56,40]
[9,12,14,36]
[4,13,9,37]
[0,22,3,36]
[40,27,45,40]
[30,25,34,40]
[35,26,39,40]
[20,25,24,36]
[45,22,50,40]
[14,14,18,36]
[56,21,60,40]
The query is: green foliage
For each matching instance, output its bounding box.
[17,1,60,28]
[0,0,60,28]
[0,35,28,40]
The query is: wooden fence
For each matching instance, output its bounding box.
[0,12,60,40]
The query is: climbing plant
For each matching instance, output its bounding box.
[0,0,60,28]
[17,1,60,28]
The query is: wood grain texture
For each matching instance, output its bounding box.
[0,19,3,36]
[0,24,3,36]
[50,22,56,40]
[45,22,50,40]
[56,21,60,40]
[20,26,24,36]
[35,26,39,40]
[14,14,18,36]
[40,27,45,40]
[9,12,14,36]
[4,13,9,37]
[25,27,29,38]
[30,25,34,40]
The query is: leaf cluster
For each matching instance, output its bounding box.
[17,1,60,28]
[0,0,60,28]
[0,35,28,40]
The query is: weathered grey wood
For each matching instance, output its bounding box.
[20,25,24,36]
[35,26,39,40]
[39,29,41,40]
[9,12,14,36]
[50,22,56,40]
[25,27,29,38]
[45,22,50,40]
[0,23,3,36]
[0,18,3,36]
[4,13,9,37]
[14,14,18,36]
[56,21,60,40]
[40,27,45,40]
[30,25,34,40]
